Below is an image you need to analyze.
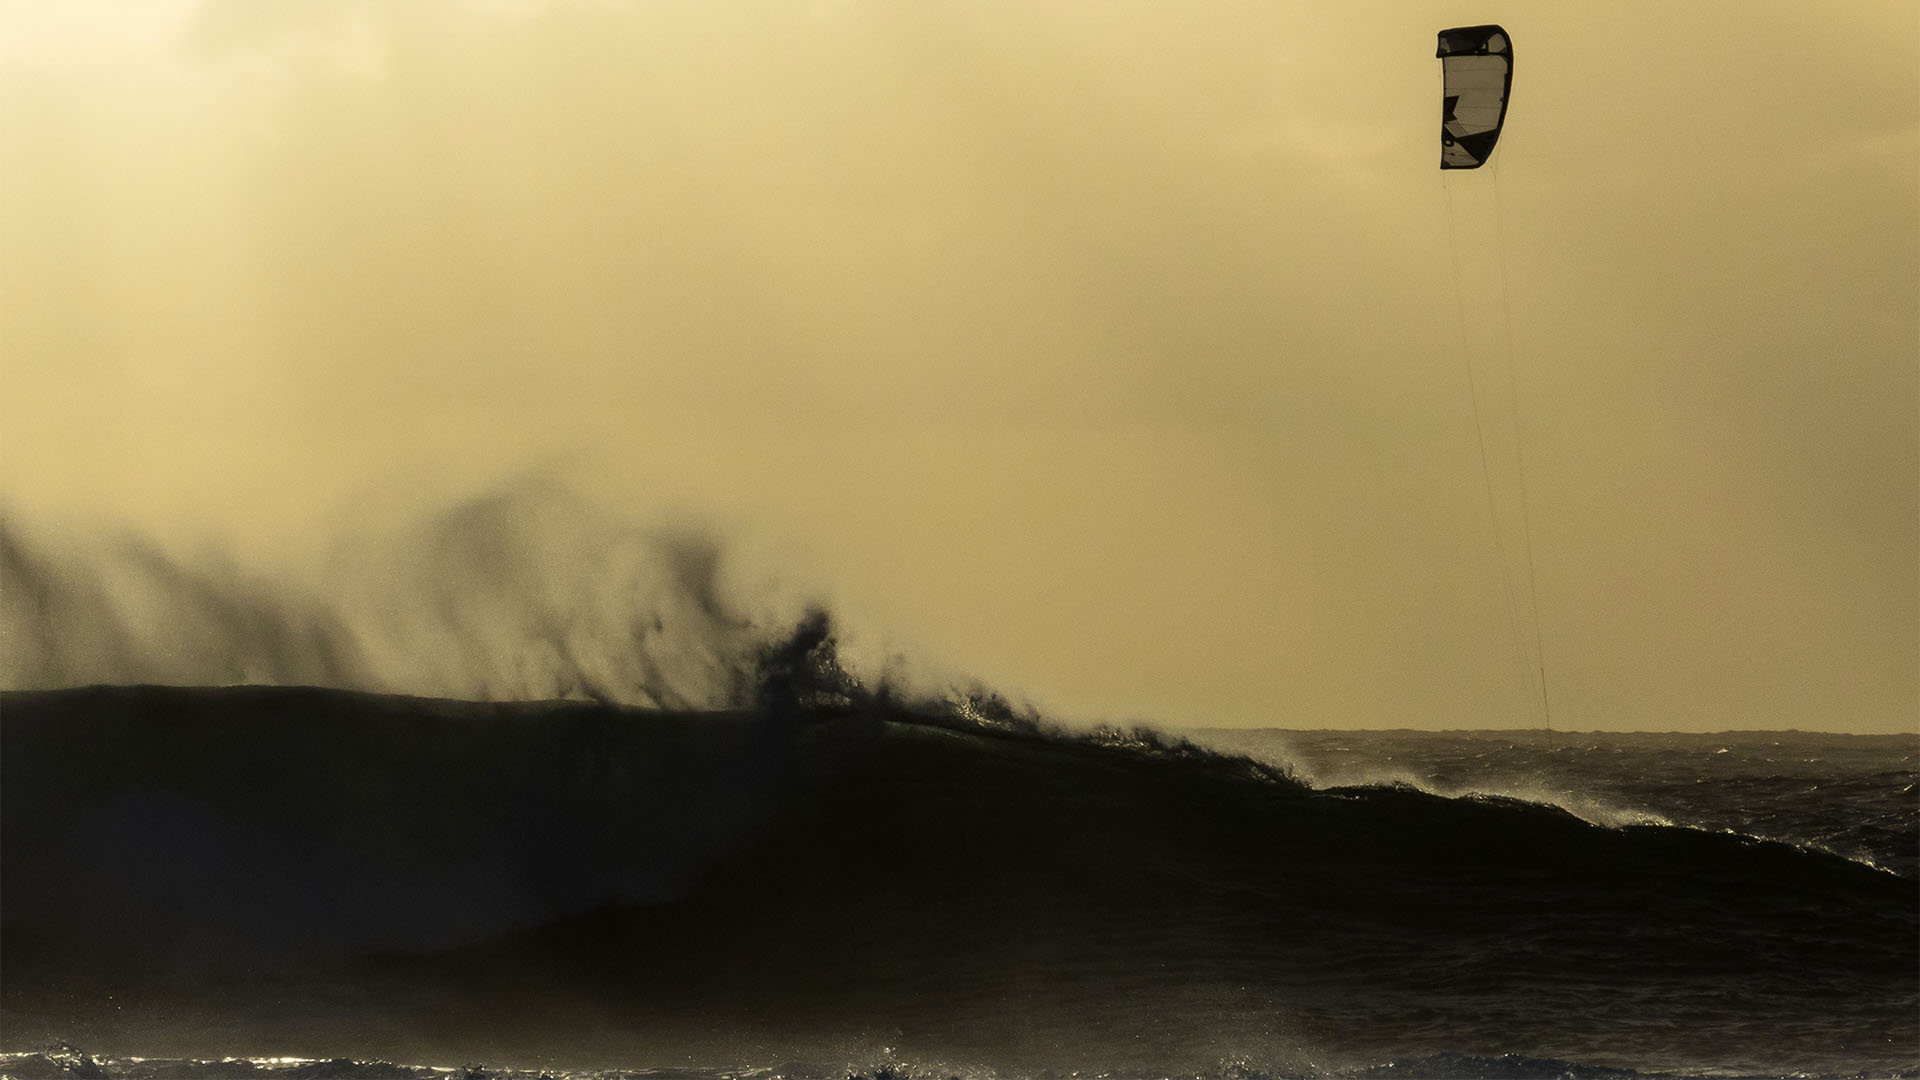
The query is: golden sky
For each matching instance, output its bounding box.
[1,0,1914,731]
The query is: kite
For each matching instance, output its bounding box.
[1437,25,1512,169]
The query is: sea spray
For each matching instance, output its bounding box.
[0,486,842,708]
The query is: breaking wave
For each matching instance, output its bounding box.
[4,490,1914,1078]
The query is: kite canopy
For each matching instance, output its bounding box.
[1437,25,1512,169]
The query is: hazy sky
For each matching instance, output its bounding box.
[1,1,1914,732]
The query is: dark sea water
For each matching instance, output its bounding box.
[3,686,1914,1080]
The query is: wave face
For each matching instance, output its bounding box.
[4,686,1915,1079]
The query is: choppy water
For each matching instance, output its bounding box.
[3,686,1915,1080]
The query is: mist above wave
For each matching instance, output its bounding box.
[0,486,839,710]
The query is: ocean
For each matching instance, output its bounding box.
[2,684,1914,1080]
